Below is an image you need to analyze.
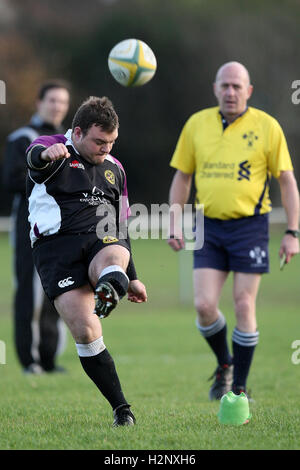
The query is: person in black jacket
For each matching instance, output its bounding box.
[3,80,70,374]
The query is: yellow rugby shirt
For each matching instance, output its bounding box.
[170,106,293,219]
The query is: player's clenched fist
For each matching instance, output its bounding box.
[40,143,70,162]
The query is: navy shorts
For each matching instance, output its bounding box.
[194,214,269,273]
[32,232,130,301]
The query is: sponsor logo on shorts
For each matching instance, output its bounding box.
[58,277,74,288]
[103,235,119,243]
[249,246,266,266]
[69,160,85,170]
[104,170,115,185]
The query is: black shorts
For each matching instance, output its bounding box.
[32,232,130,301]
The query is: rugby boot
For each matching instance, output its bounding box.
[113,404,136,427]
[94,281,119,318]
[208,363,233,400]
[23,363,44,375]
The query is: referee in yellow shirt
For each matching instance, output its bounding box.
[168,61,299,400]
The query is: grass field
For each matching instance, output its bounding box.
[0,228,300,450]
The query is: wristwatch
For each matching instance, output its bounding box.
[285,229,300,238]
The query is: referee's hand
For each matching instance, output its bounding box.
[279,233,299,264]
[40,144,71,162]
[167,234,185,251]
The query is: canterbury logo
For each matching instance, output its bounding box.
[58,277,74,288]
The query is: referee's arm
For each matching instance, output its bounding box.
[278,170,300,263]
[168,169,193,251]
[278,170,299,230]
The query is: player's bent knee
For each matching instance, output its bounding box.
[89,245,130,281]
[106,246,129,264]
[96,245,129,265]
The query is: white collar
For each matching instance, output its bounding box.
[64,129,79,154]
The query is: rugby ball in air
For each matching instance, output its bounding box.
[108,39,157,87]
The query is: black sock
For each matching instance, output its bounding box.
[196,313,232,366]
[79,349,128,410]
[98,267,129,298]
[232,328,259,388]
[206,326,233,367]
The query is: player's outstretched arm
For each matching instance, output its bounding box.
[127,280,147,303]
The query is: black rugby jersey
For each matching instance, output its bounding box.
[26,131,130,246]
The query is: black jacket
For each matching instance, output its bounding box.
[3,114,63,196]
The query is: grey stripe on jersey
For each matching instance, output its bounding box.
[7,126,40,143]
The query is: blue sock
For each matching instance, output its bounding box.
[196,312,232,366]
[232,328,259,388]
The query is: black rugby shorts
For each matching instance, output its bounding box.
[32,232,130,301]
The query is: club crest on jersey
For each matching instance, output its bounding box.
[105,170,115,185]
[69,160,85,170]
[242,131,258,148]
[103,235,119,244]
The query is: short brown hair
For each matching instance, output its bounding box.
[72,96,119,135]
[38,79,71,100]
